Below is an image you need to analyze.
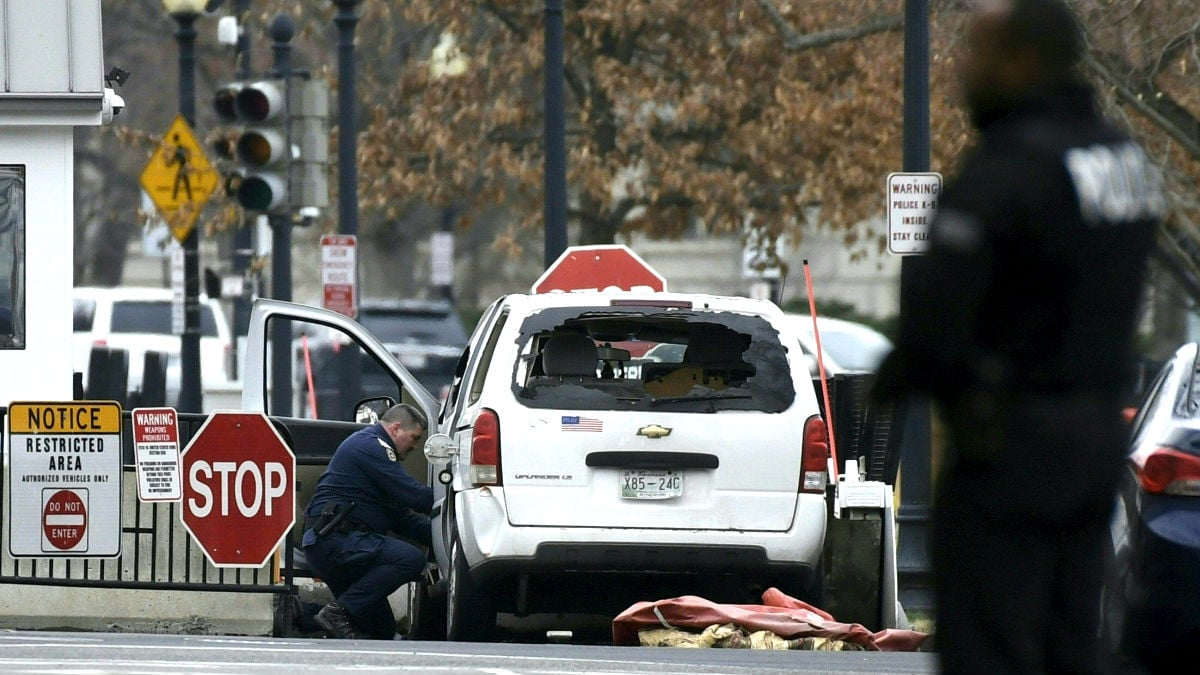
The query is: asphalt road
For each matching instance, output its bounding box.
[0,631,936,674]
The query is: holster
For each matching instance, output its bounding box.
[306,501,359,538]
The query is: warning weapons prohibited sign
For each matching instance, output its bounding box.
[5,402,123,558]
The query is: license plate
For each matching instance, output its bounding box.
[620,470,683,500]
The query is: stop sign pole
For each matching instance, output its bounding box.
[180,412,295,568]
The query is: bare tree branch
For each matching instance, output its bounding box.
[1085,52,1200,160]
[753,0,903,51]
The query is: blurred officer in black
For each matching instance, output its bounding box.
[303,403,432,639]
[872,1,1162,673]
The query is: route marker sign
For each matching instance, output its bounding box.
[180,412,296,568]
[139,114,219,244]
[6,401,123,558]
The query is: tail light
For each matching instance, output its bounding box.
[1132,447,1200,496]
[801,415,830,493]
[470,408,502,486]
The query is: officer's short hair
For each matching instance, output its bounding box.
[381,403,426,432]
[993,0,1084,79]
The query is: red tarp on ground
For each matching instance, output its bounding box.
[612,587,928,651]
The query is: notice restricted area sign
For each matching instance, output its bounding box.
[5,402,123,558]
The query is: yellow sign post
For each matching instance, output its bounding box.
[139,115,219,243]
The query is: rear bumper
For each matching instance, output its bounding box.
[472,541,806,584]
[454,486,826,585]
[1115,495,1200,667]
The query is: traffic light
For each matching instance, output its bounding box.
[210,78,328,214]
[233,79,289,212]
[290,79,329,211]
[211,82,243,197]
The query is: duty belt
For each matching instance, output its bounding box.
[307,501,362,537]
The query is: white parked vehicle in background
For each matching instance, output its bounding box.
[73,286,233,402]
[786,314,894,374]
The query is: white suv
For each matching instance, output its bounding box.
[417,289,830,641]
[73,286,232,403]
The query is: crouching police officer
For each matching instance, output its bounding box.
[303,403,433,639]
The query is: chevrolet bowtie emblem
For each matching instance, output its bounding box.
[637,424,672,439]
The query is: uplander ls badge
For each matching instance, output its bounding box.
[637,424,672,439]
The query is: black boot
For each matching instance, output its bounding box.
[315,601,365,639]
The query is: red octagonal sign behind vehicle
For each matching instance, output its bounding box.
[180,412,295,568]
[532,245,667,294]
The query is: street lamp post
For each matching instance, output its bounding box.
[332,0,361,239]
[163,0,207,413]
[543,0,568,268]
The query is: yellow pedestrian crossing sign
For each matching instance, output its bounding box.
[139,115,219,243]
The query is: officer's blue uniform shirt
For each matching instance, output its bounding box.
[304,423,434,536]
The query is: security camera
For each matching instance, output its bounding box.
[102,87,126,124]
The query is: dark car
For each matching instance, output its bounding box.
[1103,342,1200,673]
[296,299,468,420]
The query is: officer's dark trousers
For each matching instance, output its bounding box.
[933,392,1124,675]
[304,515,429,639]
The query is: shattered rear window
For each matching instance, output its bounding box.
[511,305,795,413]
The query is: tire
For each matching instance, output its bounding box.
[445,538,496,642]
[407,579,446,641]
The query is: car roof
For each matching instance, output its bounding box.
[358,298,456,314]
[73,286,216,303]
[501,289,784,314]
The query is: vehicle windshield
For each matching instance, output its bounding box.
[110,300,219,338]
[512,305,795,413]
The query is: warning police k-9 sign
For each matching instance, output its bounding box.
[5,402,123,558]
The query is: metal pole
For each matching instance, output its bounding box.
[231,0,254,379]
[333,0,361,239]
[332,0,362,420]
[543,0,568,268]
[269,14,294,417]
[898,0,934,612]
[172,10,203,413]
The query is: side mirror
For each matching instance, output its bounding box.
[355,396,395,424]
[424,433,458,465]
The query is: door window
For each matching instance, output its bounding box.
[0,166,24,349]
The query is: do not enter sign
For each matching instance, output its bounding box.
[180,412,295,568]
[43,489,88,552]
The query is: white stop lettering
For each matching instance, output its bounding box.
[188,460,287,518]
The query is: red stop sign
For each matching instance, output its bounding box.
[532,245,667,294]
[43,489,87,551]
[180,412,295,568]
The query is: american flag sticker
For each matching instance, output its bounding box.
[561,415,603,432]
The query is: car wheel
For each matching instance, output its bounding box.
[446,538,495,642]
[407,578,446,641]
